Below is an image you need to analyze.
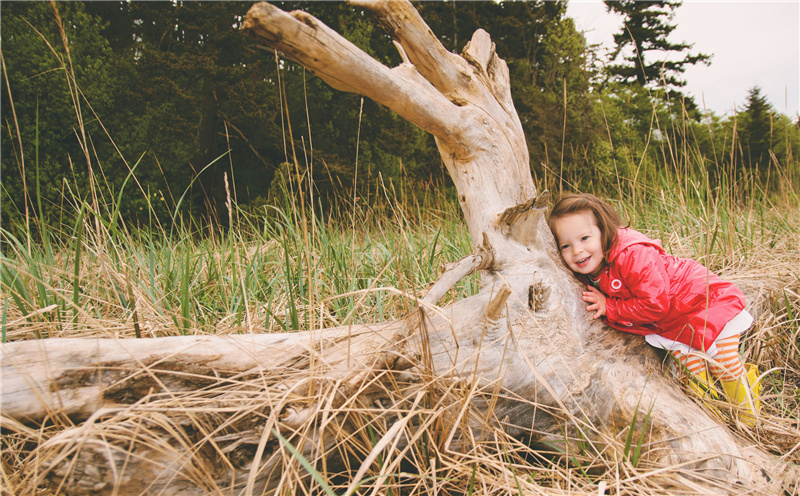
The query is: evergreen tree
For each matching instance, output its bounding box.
[88,2,285,224]
[1,2,120,232]
[740,85,773,169]
[603,1,710,93]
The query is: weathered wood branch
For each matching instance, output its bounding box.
[4,286,795,494]
[1,324,389,423]
[2,1,798,494]
[245,1,533,249]
[243,2,462,143]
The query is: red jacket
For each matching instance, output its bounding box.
[581,228,746,352]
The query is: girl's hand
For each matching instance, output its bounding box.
[582,286,607,319]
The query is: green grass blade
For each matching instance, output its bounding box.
[109,151,146,235]
[34,98,48,250]
[169,152,229,238]
[632,399,656,467]
[271,428,337,496]
[180,247,192,334]
[467,463,477,496]
[72,202,88,325]
[2,292,8,343]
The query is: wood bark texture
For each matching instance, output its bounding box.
[1,1,797,494]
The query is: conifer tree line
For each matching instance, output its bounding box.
[2,1,798,232]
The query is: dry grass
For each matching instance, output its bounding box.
[2,4,798,491]
[2,193,799,495]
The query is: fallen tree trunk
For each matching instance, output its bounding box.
[1,1,797,494]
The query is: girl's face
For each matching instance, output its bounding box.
[552,211,605,278]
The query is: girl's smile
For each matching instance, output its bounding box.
[552,211,605,278]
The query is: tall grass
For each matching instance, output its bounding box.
[2,8,799,494]
[0,174,477,342]
[2,159,799,495]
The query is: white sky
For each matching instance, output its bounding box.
[566,0,800,118]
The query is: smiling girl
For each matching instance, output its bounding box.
[548,193,760,424]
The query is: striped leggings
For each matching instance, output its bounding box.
[670,333,745,382]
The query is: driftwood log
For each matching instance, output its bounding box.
[1,1,797,494]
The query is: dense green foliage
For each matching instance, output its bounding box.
[2,1,799,237]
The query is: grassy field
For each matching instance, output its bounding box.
[2,21,799,489]
[2,163,799,494]
[1,180,476,341]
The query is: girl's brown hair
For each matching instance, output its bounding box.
[547,193,624,257]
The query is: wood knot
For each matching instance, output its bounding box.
[528,280,550,312]
[496,191,550,246]
[486,285,512,323]
[476,232,495,271]
[497,190,550,228]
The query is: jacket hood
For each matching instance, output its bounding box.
[608,228,664,263]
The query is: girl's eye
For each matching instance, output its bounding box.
[560,244,569,251]
[581,236,590,241]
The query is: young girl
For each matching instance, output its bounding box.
[548,193,760,422]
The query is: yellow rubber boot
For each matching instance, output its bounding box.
[720,364,760,426]
[747,363,762,412]
[684,369,724,419]
[687,368,719,401]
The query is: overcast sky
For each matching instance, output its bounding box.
[566,0,800,118]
